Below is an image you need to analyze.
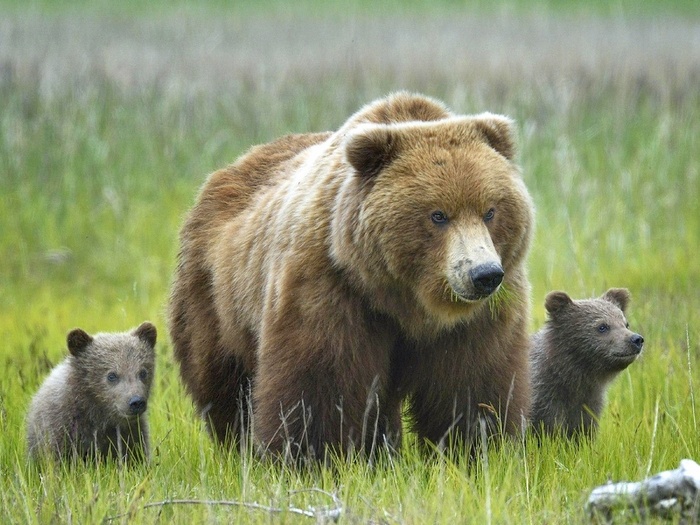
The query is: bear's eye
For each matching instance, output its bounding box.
[625,322,630,329]
[597,323,609,333]
[483,208,495,222]
[107,372,119,383]
[138,369,149,381]
[430,210,449,225]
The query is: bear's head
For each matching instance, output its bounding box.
[333,105,533,329]
[543,288,644,373]
[67,322,157,422]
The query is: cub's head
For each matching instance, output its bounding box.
[67,322,157,422]
[544,288,644,372]
[335,105,533,326]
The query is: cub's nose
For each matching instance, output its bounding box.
[630,334,644,351]
[469,262,504,297]
[129,396,147,415]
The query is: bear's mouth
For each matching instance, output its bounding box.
[445,282,499,303]
[615,352,639,359]
[446,287,480,303]
[610,351,641,365]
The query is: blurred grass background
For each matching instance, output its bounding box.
[1,0,698,522]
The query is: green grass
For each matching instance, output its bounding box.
[2,3,699,523]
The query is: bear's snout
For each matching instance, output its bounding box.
[469,262,504,298]
[629,333,644,352]
[128,396,147,416]
[447,223,503,302]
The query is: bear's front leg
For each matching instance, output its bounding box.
[407,324,530,457]
[252,317,399,463]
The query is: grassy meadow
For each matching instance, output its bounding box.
[1,1,699,523]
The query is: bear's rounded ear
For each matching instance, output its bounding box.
[134,321,157,348]
[67,329,93,356]
[544,291,573,315]
[602,288,630,312]
[344,125,401,178]
[472,113,517,161]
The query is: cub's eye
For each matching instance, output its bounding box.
[431,211,449,225]
[597,324,609,333]
[107,372,119,383]
[483,208,495,222]
[138,369,149,381]
[625,322,630,329]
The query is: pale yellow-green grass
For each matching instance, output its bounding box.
[1,3,699,523]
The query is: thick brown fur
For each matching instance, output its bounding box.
[26,322,157,463]
[529,289,644,439]
[169,92,535,461]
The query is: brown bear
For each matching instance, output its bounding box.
[169,92,534,461]
[26,322,157,463]
[529,289,644,439]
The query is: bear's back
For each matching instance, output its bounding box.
[26,360,73,456]
[189,132,332,231]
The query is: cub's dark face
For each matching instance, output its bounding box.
[68,323,157,422]
[579,300,644,371]
[544,289,644,374]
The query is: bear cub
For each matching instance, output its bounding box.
[530,288,643,439]
[26,322,157,463]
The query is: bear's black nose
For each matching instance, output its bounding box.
[129,396,147,415]
[630,334,644,351]
[469,263,504,297]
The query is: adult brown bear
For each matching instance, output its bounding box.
[169,92,534,461]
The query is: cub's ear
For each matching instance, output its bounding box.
[344,125,401,178]
[134,321,157,348]
[544,291,574,315]
[602,288,630,313]
[472,113,516,161]
[67,329,93,357]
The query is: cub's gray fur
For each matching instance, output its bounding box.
[530,289,643,438]
[26,322,156,463]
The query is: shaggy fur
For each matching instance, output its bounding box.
[169,92,535,461]
[530,289,644,439]
[26,322,157,463]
